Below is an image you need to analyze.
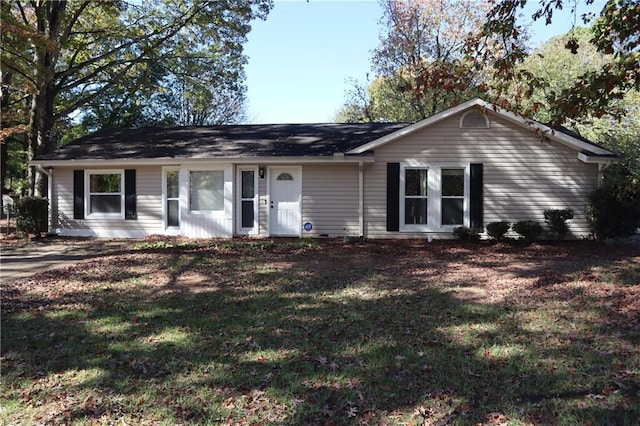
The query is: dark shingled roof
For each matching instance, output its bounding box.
[37,123,409,161]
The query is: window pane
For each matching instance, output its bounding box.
[241,171,254,198]
[405,198,428,224]
[190,171,224,211]
[166,170,179,198]
[405,169,427,196]
[241,200,254,228]
[90,195,121,213]
[167,199,179,227]
[442,198,464,225]
[277,173,293,181]
[90,174,120,193]
[442,169,464,196]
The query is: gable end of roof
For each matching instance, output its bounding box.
[347,98,619,161]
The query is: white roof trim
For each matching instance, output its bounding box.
[347,97,617,159]
[31,155,375,168]
[577,152,621,164]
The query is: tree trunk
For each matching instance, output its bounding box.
[28,87,55,197]
[27,1,66,197]
[1,71,12,217]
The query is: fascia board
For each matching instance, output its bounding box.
[577,152,621,164]
[483,106,616,156]
[30,155,376,168]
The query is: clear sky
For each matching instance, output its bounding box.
[243,0,605,124]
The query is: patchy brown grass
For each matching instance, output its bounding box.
[2,238,639,425]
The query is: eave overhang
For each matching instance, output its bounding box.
[30,154,375,168]
[577,152,622,164]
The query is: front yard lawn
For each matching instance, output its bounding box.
[2,238,639,425]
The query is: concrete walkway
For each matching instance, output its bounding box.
[1,238,129,282]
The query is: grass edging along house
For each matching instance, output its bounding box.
[31,98,619,240]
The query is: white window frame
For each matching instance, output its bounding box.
[236,166,259,235]
[85,169,124,219]
[400,162,470,232]
[459,110,490,128]
[187,168,226,216]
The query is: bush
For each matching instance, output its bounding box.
[486,221,510,241]
[544,208,574,240]
[13,197,48,236]
[512,220,542,242]
[453,226,480,241]
[586,164,640,240]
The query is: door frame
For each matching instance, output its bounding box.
[236,165,259,235]
[267,165,302,237]
[162,166,181,235]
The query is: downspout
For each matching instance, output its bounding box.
[359,161,364,237]
[35,166,53,233]
[597,163,603,187]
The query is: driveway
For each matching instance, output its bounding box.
[1,238,129,282]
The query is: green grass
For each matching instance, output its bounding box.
[2,239,639,425]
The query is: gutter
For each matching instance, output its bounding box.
[29,154,377,168]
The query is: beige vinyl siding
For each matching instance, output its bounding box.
[53,166,164,237]
[301,164,360,237]
[366,113,599,238]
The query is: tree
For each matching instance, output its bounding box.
[480,0,640,126]
[500,24,640,182]
[0,0,272,196]
[337,0,491,123]
[510,26,611,124]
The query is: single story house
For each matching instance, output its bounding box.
[32,98,619,239]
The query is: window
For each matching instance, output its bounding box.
[190,170,224,212]
[277,172,293,181]
[460,111,489,128]
[87,171,123,215]
[240,169,256,229]
[441,169,464,225]
[400,164,469,231]
[165,169,180,227]
[404,168,428,224]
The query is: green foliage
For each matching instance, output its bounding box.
[13,197,48,236]
[1,0,272,195]
[544,209,574,240]
[587,164,640,240]
[486,221,510,241]
[512,220,543,242]
[453,226,480,241]
[132,241,199,250]
[515,27,612,123]
[577,90,640,182]
[482,0,640,126]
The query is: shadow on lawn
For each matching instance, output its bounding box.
[2,240,639,424]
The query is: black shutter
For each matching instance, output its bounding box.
[125,169,136,220]
[73,170,84,219]
[386,162,400,232]
[470,163,483,229]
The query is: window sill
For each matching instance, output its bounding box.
[86,213,125,220]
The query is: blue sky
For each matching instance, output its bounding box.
[243,0,604,124]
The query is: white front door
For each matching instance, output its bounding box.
[269,166,301,236]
